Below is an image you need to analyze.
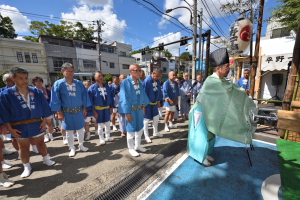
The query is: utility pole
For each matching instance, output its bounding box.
[249,0,265,97]
[97,20,104,72]
[192,0,197,82]
[204,30,211,80]
[197,8,203,76]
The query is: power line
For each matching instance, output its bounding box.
[216,0,235,23]
[200,0,229,40]
[210,0,231,26]
[131,0,193,34]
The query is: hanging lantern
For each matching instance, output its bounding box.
[230,16,253,54]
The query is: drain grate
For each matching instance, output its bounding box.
[94,134,188,200]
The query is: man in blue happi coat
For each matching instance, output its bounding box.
[0,67,55,178]
[180,73,192,120]
[236,69,250,94]
[109,76,120,131]
[51,63,91,157]
[142,68,163,143]
[118,74,127,137]
[192,75,203,103]
[119,64,150,157]
[163,71,179,132]
[88,71,115,145]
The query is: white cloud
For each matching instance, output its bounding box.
[50,14,54,19]
[77,0,113,7]
[0,5,31,32]
[159,0,235,30]
[61,4,126,43]
[151,32,182,56]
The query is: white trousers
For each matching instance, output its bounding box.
[66,128,84,148]
[97,121,110,139]
[143,115,159,139]
[127,129,143,149]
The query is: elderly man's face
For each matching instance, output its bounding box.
[244,71,250,79]
[84,81,91,89]
[217,64,230,77]
[6,78,15,87]
[62,67,74,79]
[184,73,189,80]
[169,71,176,81]
[130,65,142,80]
[119,75,126,83]
[152,72,162,81]
[196,75,202,82]
[94,72,104,83]
[113,77,119,84]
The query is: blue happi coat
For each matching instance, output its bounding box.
[51,78,91,130]
[118,76,150,132]
[163,79,179,107]
[0,86,8,93]
[143,75,162,119]
[109,83,120,108]
[88,83,113,123]
[0,86,52,138]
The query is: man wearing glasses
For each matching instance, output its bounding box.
[51,63,91,157]
[119,64,150,157]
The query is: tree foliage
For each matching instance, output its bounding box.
[270,0,300,32]
[23,20,96,42]
[104,73,113,84]
[180,52,192,61]
[0,14,18,39]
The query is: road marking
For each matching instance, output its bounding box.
[137,152,189,200]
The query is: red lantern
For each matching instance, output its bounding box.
[230,16,253,54]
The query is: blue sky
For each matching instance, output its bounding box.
[0,0,279,56]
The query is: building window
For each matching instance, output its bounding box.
[53,57,73,71]
[120,51,126,56]
[122,64,129,69]
[16,52,23,62]
[75,43,82,48]
[272,28,290,39]
[110,62,115,68]
[49,39,60,45]
[83,45,96,50]
[163,67,167,72]
[32,53,38,63]
[83,59,96,69]
[108,47,114,53]
[24,52,31,63]
[102,61,108,66]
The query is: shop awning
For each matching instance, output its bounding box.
[261,53,292,71]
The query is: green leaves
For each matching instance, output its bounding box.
[270,0,300,32]
[23,20,96,42]
[0,14,18,39]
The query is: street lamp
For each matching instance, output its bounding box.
[166,7,193,25]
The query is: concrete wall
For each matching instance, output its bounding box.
[76,47,99,72]
[100,51,119,75]
[0,38,49,85]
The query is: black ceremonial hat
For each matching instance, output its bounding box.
[209,48,229,68]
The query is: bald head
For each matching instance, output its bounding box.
[129,64,142,81]
[168,71,176,82]
[184,73,189,81]
[119,74,127,83]
[196,75,202,82]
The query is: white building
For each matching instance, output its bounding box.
[0,38,49,84]
[73,40,99,73]
[111,42,135,75]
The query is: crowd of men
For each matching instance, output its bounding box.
[0,63,204,187]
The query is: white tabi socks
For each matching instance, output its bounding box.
[77,128,89,152]
[0,172,14,188]
[134,129,147,153]
[164,123,170,132]
[168,121,177,129]
[1,161,14,169]
[21,162,32,178]
[2,148,14,155]
[66,130,76,157]
[105,121,114,142]
[85,132,91,140]
[153,115,163,137]
[158,107,164,119]
[43,154,56,166]
[98,123,106,145]
[127,131,139,157]
[31,145,39,154]
[143,118,152,143]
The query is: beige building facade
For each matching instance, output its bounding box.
[0,38,49,85]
